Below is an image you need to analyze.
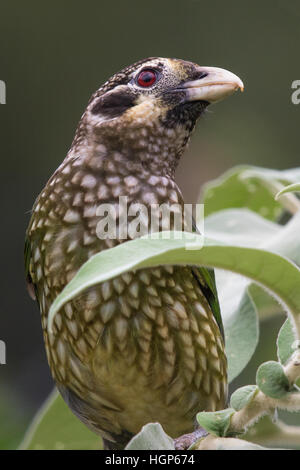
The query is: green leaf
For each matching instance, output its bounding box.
[205,209,282,381]
[205,209,300,379]
[201,166,282,221]
[223,288,259,382]
[275,183,300,200]
[125,423,174,450]
[196,408,235,437]
[201,165,300,221]
[230,385,259,411]
[277,319,297,365]
[19,389,100,450]
[256,361,290,399]
[205,208,281,247]
[248,284,281,320]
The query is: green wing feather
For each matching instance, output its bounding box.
[192,266,224,340]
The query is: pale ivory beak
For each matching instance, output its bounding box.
[183,66,244,104]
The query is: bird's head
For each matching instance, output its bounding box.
[75,57,244,176]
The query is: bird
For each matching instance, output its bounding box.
[25,57,243,450]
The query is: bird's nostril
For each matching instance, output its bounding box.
[198,71,208,80]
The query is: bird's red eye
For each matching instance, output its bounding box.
[137,69,157,87]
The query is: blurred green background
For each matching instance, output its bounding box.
[0,0,299,449]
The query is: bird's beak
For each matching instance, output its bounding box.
[183,66,244,104]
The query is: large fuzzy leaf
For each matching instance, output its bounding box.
[201,165,300,220]
[19,390,100,450]
[205,209,300,379]
[126,423,175,450]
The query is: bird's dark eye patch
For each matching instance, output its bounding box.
[136,69,157,88]
[91,89,136,118]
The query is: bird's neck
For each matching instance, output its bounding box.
[66,142,184,198]
[71,119,192,179]
[58,142,187,243]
